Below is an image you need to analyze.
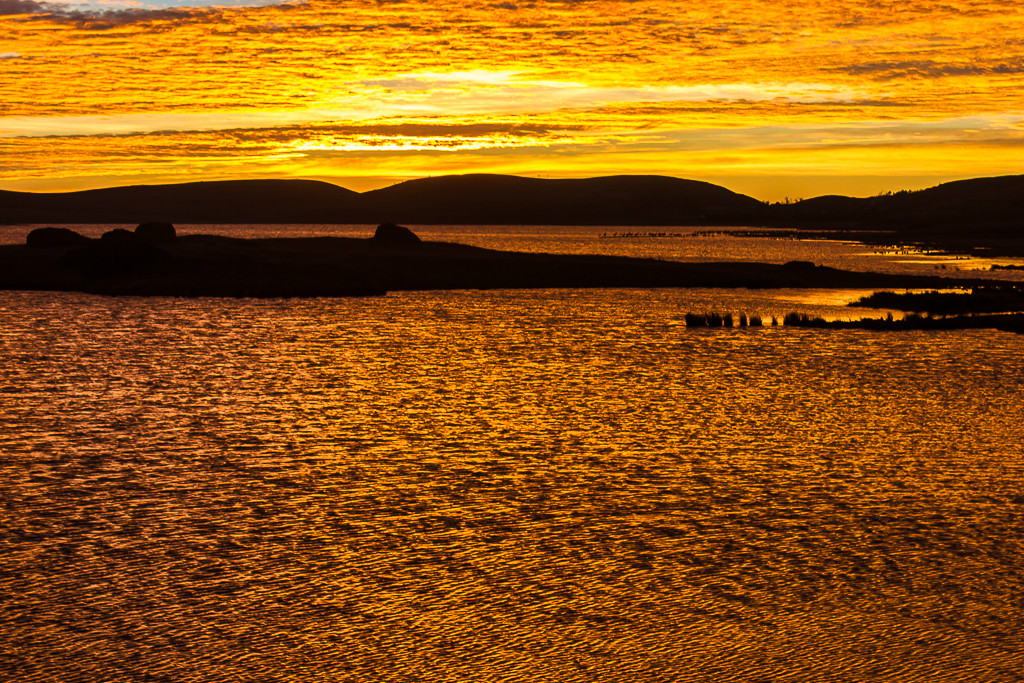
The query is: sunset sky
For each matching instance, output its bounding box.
[1,0,1022,200]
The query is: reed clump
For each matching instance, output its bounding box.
[782,312,828,327]
[683,309,1024,333]
[684,312,725,327]
[684,312,764,328]
[776,310,1024,333]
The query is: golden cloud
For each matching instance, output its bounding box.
[1,0,1022,197]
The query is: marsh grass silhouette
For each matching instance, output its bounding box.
[782,310,1024,333]
[684,312,762,328]
[852,287,1024,315]
[683,309,1024,333]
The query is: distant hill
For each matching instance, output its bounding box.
[0,174,763,226]
[1,174,1022,241]
[0,179,361,224]
[773,175,1024,237]
[360,174,765,225]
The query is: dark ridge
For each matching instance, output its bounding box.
[360,174,765,225]
[1,174,1021,253]
[0,174,764,226]
[0,179,361,224]
[770,175,1024,238]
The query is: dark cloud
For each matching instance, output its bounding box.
[0,0,46,15]
[223,121,574,143]
[66,7,221,28]
[12,119,577,142]
[0,0,224,26]
[835,59,1024,79]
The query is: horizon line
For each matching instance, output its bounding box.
[4,171,1019,204]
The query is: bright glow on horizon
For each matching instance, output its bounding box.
[1,0,1022,201]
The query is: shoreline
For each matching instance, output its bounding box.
[0,226,998,299]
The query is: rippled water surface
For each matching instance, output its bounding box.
[2,290,1023,682]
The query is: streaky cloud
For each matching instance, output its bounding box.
[2,0,292,24]
[833,59,1024,79]
[0,0,46,14]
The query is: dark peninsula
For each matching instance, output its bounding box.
[0,223,990,298]
[850,287,1024,315]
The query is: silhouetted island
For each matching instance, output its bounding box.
[850,287,1024,315]
[777,311,1024,334]
[0,224,995,298]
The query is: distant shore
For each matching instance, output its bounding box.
[0,224,992,299]
[2,174,1022,258]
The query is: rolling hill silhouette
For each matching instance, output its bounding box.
[360,174,764,225]
[772,174,1024,234]
[2,174,1022,244]
[1,174,762,226]
[0,179,361,225]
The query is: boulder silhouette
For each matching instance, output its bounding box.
[101,228,142,245]
[135,221,176,243]
[372,223,421,244]
[64,229,166,277]
[26,227,90,248]
[783,260,817,270]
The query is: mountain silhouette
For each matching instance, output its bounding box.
[1,174,762,226]
[2,174,1022,241]
[0,179,360,224]
[360,174,764,225]
[771,174,1024,236]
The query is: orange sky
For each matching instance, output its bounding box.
[1,0,1022,200]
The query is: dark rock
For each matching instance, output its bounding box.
[26,227,90,248]
[783,260,817,270]
[372,223,421,245]
[101,228,141,245]
[65,229,166,277]
[135,222,176,243]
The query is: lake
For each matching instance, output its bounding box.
[0,228,1022,681]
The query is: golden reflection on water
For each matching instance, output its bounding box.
[1,289,1022,681]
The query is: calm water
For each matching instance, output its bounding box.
[1,288,1022,682]
[3,223,1024,281]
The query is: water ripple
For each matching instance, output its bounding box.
[1,289,1022,681]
